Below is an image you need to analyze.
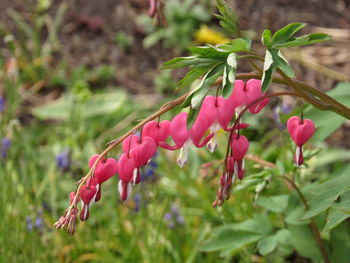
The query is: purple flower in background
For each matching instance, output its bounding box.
[141,155,158,182]
[2,137,11,148]
[163,204,185,228]
[133,193,141,212]
[1,137,11,159]
[0,97,5,112]
[26,216,33,231]
[282,103,293,114]
[56,149,71,172]
[273,103,294,130]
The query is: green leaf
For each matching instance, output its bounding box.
[33,91,126,120]
[261,49,275,92]
[218,38,251,53]
[271,23,307,46]
[330,222,350,263]
[305,33,331,45]
[190,63,225,108]
[257,235,277,255]
[261,29,272,47]
[177,66,209,91]
[226,53,237,68]
[273,33,330,48]
[200,229,262,253]
[186,108,198,128]
[188,45,229,59]
[256,194,289,213]
[274,50,295,78]
[322,208,350,233]
[288,224,322,260]
[215,0,238,34]
[213,215,273,236]
[275,229,293,249]
[161,56,217,70]
[332,189,350,212]
[302,169,350,219]
[161,56,198,69]
[222,66,235,98]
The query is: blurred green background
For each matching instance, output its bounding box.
[1,0,350,262]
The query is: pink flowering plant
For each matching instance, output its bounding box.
[54,1,350,262]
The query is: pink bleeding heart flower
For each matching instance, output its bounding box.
[118,153,136,182]
[79,184,97,221]
[117,153,137,201]
[228,79,269,114]
[130,137,157,167]
[88,154,118,184]
[142,120,171,144]
[196,95,249,152]
[129,136,157,185]
[287,116,315,166]
[80,184,97,205]
[159,112,213,167]
[122,134,139,153]
[86,176,102,203]
[229,134,249,180]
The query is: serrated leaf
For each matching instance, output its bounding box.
[271,23,307,46]
[257,235,277,255]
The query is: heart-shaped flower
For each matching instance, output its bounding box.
[287,116,315,166]
[79,184,97,205]
[118,153,136,182]
[88,154,118,184]
[130,136,157,167]
[287,116,315,146]
[122,134,139,153]
[142,120,171,144]
[228,79,269,114]
[230,134,249,160]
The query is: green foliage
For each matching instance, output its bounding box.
[260,23,330,91]
[140,0,212,50]
[215,0,239,35]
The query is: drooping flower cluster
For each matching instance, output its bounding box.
[55,79,317,233]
